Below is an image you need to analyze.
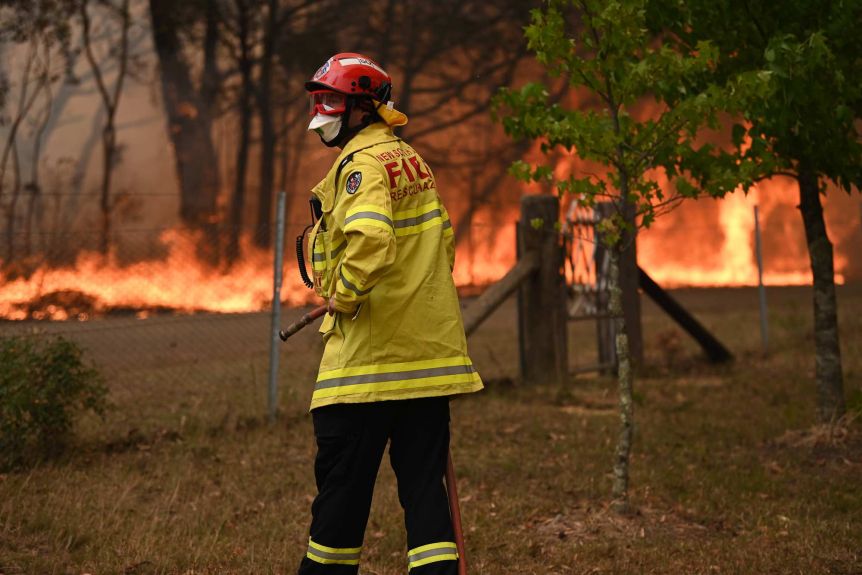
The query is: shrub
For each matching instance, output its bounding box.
[0,335,108,470]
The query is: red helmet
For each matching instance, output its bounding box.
[305,53,392,103]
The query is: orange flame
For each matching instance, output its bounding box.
[0,224,519,320]
[639,180,847,287]
[0,176,854,321]
[0,229,315,320]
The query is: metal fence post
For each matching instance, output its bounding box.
[268,191,287,423]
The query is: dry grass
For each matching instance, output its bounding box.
[1,285,861,574]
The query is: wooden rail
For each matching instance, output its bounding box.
[462,251,539,337]
[461,195,569,384]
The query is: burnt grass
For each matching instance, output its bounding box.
[1,286,861,574]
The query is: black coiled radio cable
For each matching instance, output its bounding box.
[296,224,314,289]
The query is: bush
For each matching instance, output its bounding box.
[0,335,108,470]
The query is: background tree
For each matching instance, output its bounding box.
[2,0,553,277]
[222,0,254,263]
[80,0,133,255]
[347,0,538,269]
[149,0,222,257]
[1,35,50,262]
[0,0,76,266]
[650,0,862,422]
[252,0,277,249]
[495,0,751,512]
[219,0,322,255]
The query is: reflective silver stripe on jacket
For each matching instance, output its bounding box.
[339,268,373,296]
[331,241,347,258]
[316,364,476,391]
[343,211,393,228]
[394,208,442,229]
[313,240,346,262]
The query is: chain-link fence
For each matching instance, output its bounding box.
[0,205,526,427]
[0,207,333,418]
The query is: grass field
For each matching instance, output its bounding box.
[1,286,861,574]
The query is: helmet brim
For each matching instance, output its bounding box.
[305,80,354,96]
[305,81,338,93]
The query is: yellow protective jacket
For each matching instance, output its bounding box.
[306,122,483,410]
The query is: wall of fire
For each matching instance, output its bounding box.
[1,4,860,320]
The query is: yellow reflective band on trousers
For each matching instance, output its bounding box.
[306,538,361,565]
[314,356,479,402]
[407,541,458,570]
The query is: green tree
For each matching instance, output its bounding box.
[494,0,753,511]
[650,0,862,423]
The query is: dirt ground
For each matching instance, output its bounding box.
[1,286,861,574]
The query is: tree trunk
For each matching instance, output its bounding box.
[393,0,416,139]
[798,168,845,422]
[609,243,634,513]
[227,1,253,264]
[5,143,21,264]
[99,122,116,254]
[376,0,397,69]
[255,0,278,249]
[1,36,40,262]
[81,0,130,256]
[619,201,643,365]
[26,62,54,259]
[149,0,221,262]
[201,0,220,117]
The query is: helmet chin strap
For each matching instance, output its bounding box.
[320,96,380,148]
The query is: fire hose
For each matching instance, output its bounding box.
[278,304,328,341]
[279,304,468,574]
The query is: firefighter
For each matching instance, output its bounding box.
[296,53,483,575]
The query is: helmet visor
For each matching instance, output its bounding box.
[309,91,347,116]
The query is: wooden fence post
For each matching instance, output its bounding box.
[517,195,568,385]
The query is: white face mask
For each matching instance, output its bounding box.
[308,113,342,144]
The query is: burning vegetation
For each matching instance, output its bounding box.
[0,0,859,322]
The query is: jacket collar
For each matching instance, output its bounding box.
[335,122,397,163]
[314,123,398,210]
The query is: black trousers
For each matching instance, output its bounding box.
[297,397,458,575]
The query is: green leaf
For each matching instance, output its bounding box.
[731,124,747,148]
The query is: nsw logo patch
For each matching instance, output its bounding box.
[345,171,362,195]
[313,58,331,80]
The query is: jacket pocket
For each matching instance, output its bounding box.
[309,219,333,298]
[319,312,345,357]
[319,312,336,336]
